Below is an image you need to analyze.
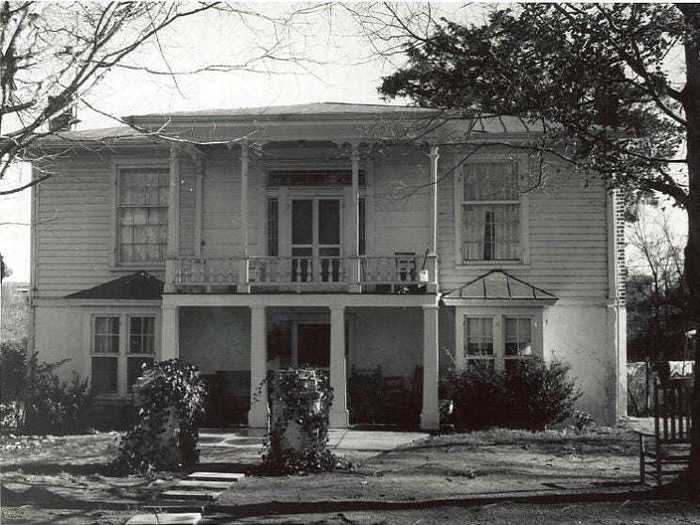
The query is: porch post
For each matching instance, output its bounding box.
[421,305,440,430]
[349,143,362,293]
[427,146,439,293]
[329,305,349,428]
[165,145,180,293]
[248,305,269,428]
[160,305,179,361]
[239,142,251,293]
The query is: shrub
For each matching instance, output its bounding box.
[503,359,581,430]
[262,368,339,475]
[0,341,91,435]
[115,359,206,474]
[444,358,580,431]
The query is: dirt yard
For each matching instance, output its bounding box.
[2,425,700,524]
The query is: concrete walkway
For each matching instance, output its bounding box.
[198,428,427,462]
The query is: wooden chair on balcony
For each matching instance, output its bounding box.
[637,377,693,485]
[390,252,415,293]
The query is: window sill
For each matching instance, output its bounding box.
[455,261,531,271]
[110,264,165,273]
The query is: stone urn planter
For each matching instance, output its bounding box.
[269,369,324,452]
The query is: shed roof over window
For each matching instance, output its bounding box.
[65,272,163,300]
[441,270,558,305]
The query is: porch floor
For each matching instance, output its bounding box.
[198,428,427,461]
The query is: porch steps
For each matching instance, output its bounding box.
[176,480,234,490]
[160,472,244,501]
[161,490,220,501]
[187,472,245,482]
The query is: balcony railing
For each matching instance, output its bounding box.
[168,254,438,293]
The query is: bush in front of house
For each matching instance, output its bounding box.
[0,341,91,435]
[115,359,206,475]
[443,358,580,431]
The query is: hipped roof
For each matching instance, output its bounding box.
[65,272,163,300]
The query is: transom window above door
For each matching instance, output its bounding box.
[268,169,366,186]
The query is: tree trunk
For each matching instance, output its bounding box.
[679,5,700,492]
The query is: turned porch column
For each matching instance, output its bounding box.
[239,142,251,293]
[329,305,349,427]
[421,305,440,430]
[160,304,179,361]
[248,305,269,428]
[349,143,362,293]
[164,145,180,293]
[427,145,439,293]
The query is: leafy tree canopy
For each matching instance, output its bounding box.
[380,3,693,205]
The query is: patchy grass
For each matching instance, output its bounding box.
[1,425,698,524]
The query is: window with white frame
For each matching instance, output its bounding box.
[461,162,520,261]
[117,167,169,264]
[464,317,495,370]
[92,316,120,394]
[91,314,157,395]
[462,314,536,372]
[503,317,533,372]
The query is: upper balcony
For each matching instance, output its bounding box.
[159,138,441,296]
[168,253,438,294]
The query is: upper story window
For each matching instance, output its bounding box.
[117,167,168,265]
[461,162,520,262]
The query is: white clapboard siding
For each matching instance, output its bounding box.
[179,155,197,257]
[34,151,170,298]
[372,150,431,256]
[437,151,609,301]
[35,159,116,297]
[34,144,612,301]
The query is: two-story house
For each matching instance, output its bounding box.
[28,102,627,430]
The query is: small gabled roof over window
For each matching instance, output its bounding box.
[441,269,558,305]
[65,272,163,300]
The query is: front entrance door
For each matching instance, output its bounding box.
[291,198,341,282]
[294,322,330,368]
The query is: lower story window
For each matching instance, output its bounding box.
[91,313,157,395]
[464,317,495,370]
[92,316,120,394]
[504,317,532,373]
[461,313,537,372]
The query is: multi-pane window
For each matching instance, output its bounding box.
[462,315,534,372]
[464,317,494,370]
[127,316,155,390]
[92,316,120,394]
[91,314,157,395]
[504,317,533,372]
[462,162,520,261]
[117,167,169,264]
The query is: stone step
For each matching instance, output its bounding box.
[161,490,221,501]
[187,472,245,482]
[175,480,234,490]
[126,512,203,525]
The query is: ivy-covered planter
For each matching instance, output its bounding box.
[262,368,338,474]
[115,359,206,474]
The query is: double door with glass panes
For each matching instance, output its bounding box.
[290,198,342,283]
